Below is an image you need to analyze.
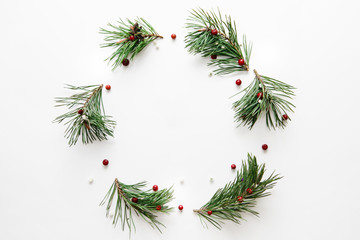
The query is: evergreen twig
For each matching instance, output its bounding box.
[185,8,252,75]
[232,69,296,130]
[100,178,174,234]
[194,153,281,230]
[100,18,162,70]
[53,84,115,146]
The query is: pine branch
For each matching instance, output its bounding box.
[194,153,281,230]
[185,8,252,75]
[100,17,162,70]
[100,178,174,234]
[232,69,296,130]
[53,84,116,146]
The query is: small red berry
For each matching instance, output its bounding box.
[262,144,268,150]
[246,188,253,194]
[283,114,289,120]
[152,185,158,191]
[102,159,109,166]
[122,58,130,66]
[131,197,138,203]
[207,210,213,215]
[78,109,83,115]
[257,92,263,99]
[129,35,135,41]
[211,29,218,35]
[105,84,111,90]
[238,59,245,66]
[171,33,176,39]
[156,205,162,210]
[235,79,242,86]
[231,164,236,169]
[211,55,217,59]
[178,205,183,210]
[237,196,243,202]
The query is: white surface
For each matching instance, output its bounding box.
[1,0,360,239]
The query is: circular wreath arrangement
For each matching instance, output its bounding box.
[53,8,295,236]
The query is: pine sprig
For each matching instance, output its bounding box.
[100,18,162,70]
[232,69,296,130]
[53,84,115,146]
[185,8,252,75]
[194,153,281,230]
[100,178,174,234]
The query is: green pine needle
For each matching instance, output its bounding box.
[100,179,174,234]
[232,69,296,130]
[185,8,252,75]
[194,153,282,230]
[100,18,162,70]
[53,84,116,146]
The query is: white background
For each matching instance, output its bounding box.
[1,0,360,239]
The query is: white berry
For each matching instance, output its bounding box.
[88,178,94,184]
[258,99,262,104]
[209,177,214,183]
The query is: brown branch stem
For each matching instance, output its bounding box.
[114,178,126,199]
[218,32,240,53]
[253,69,265,89]
[198,27,249,71]
[83,84,103,109]
[116,38,127,44]
[197,27,209,32]
[141,34,163,39]
[80,84,103,130]
[116,34,163,44]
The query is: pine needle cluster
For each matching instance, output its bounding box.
[185,8,252,75]
[193,153,281,229]
[53,84,115,146]
[100,179,174,234]
[233,70,295,130]
[100,18,162,70]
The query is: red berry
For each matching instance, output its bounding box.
[171,33,176,39]
[238,59,245,66]
[283,114,289,120]
[105,84,111,90]
[122,59,130,66]
[207,210,213,215]
[235,79,242,86]
[78,109,83,115]
[262,144,268,150]
[237,196,243,202]
[231,164,236,169]
[246,188,253,194]
[211,29,218,35]
[178,205,183,210]
[131,197,138,203]
[211,55,217,59]
[152,185,158,191]
[129,35,135,41]
[156,205,162,210]
[257,92,263,99]
[102,159,109,166]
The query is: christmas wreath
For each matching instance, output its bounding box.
[52,8,293,237]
